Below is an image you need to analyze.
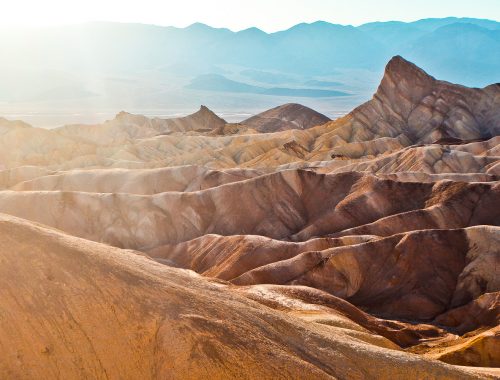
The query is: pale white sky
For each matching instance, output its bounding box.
[1,0,499,32]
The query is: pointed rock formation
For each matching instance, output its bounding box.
[326,56,500,146]
[164,105,227,132]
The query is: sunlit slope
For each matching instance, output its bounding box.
[1,213,490,379]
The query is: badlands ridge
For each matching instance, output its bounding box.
[0,56,499,379]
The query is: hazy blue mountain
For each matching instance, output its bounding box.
[186,74,349,97]
[303,80,344,88]
[260,87,348,97]
[0,17,498,126]
[357,21,428,47]
[1,18,498,79]
[410,17,500,31]
[358,17,500,46]
[187,74,259,93]
[240,70,299,85]
[265,21,389,72]
[401,23,500,84]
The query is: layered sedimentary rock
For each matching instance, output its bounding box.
[55,105,227,145]
[151,226,500,320]
[9,166,264,194]
[1,213,490,379]
[332,56,500,144]
[0,56,499,375]
[0,171,497,250]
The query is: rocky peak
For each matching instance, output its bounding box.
[115,110,131,119]
[384,56,434,82]
[192,105,226,124]
[376,56,435,103]
[196,105,214,116]
[163,105,226,132]
[342,56,500,146]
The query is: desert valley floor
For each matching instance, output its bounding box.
[0,56,499,379]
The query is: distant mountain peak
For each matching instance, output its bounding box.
[193,105,225,122]
[238,27,266,35]
[0,117,32,130]
[185,22,210,30]
[196,105,217,116]
[184,22,231,33]
[116,110,131,118]
[185,105,227,129]
[113,111,148,126]
[115,110,137,121]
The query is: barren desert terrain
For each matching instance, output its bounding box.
[0,56,498,379]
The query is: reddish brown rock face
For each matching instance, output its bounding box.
[0,56,499,376]
[337,56,500,145]
[434,292,500,335]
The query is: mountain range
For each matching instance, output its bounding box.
[0,17,498,127]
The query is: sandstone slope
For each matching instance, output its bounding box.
[1,213,490,379]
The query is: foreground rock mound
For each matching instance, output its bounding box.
[0,214,488,379]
